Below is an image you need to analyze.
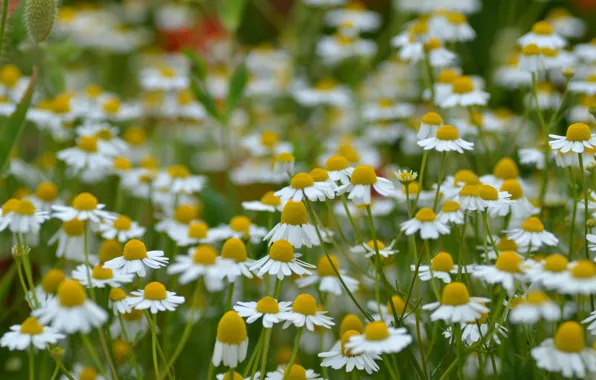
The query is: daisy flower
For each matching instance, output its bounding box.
[422,282,490,323]
[345,321,412,355]
[437,200,465,224]
[109,309,148,340]
[216,372,258,380]
[518,44,544,73]
[518,21,567,49]
[525,253,570,290]
[56,135,113,173]
[209,216,268,244]
[281,293,335,331]
[324,155,354,185]
[549,123,596,153]
[275,172,334,203]
[499,179,539,220]
[319,330,380,374]
[336,165,395,205]
[292,78,352,107]
[219,238,255,282]
[63,365,106,380]
[52,192,112,224]
[103,239,168,277]
[480,157,523,191]
[273,152,295,174]
[441,12,476,42]
[49,218,89,262]
[471,251,525,295]
[242,191,283,213]
[250,240,315,280]
[440,76,489,108]
[264,201,320,248]
[108,287,131,315]
[127,281,185,314]
[265,365,322,380]
[352,239,399,258]
[556,260,596,295]
[325,4,381,32]
[509,290,561,324]
[401,207,450,240]
[71,264,133,288]
[153,164,207,194]
[155,203,200,240]
[546,7,586,39]
[170,221,217,247]
[418,124,474,153]
[240,131,292,158]
[234,296,292,328]
[212,311,249,368]
[7,199,49,234]
[33,279,108,334]
[363,97,414,122]
[28,269,65,308]
[506,216,559,250]
[444,316,508,346]
[0,317,64,351]
[140,65,189,92]
[413,251,459,284]
[295,254,359,295]
[531,321,596,378]
[417,111,443,140]
[97,214,145,242]
[166,245,226,290]
[76,122,128,156]
[424,38,457,68]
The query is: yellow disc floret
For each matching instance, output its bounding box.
[532,21,553,35]
[340,314,364,336]
[42,269,66,294]
[571,260,596,279]
[364,321,389,341]
[452,76,474,94]
[317,255,340,276]
[188,221,208,239]
[269,240,294,262]
[325,155,349,171]
[350,165,377,185]
[192,245,217,265]
[341,330,360,356]
[500,180,523,200]
[230,216,251,234]
[495,251,522,273]
[435,125,459,140]
[99,240,122,263]
[256,296,280,314]
[431,252,454,272]
[123,239,148,260]
[144,282,167,300]
[554,321,585,353]
[283,364,307,380]
[441,282,470,306]
[260,191,281,206]
[62,218,84,236]
[78,136,98,153]
[543,254,568,272]
[20,317,43,335]
[174,204,197,224]
[221,238,247,262]
[16,199,36,215]
[478,185,498,201]
[521,217,544,232]
[91,265,113,280]
[72,192,98,211]
[292,294,317,315]
[566,123,591,142]
[109,287,127,301]
[57,280,86,307]
[291,173,315,189]
[415,207,436,222]
[35,182,58,202]
[113,215,132,231]
[493,158,519,179]
[280,201,308,225]
[217,311,247,345]
[441,201,460,212]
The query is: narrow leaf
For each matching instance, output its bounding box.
[225,60,248,117]
[218,0,247,32]
[182,48,207,80]
[190,77,220,121]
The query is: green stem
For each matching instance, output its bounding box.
[578,154,591,260]
[433,152,447,211]
[149,312,159,378]
[413,151,429,209]
[80,333,107,376]
[568,167,578,258]
[341,195,364,243]
[118,314,143,380]
[227,281,236,310]
[282,328,303,380]
[0,0,8,60]
[29,345,34,380]
[50,362,59,380]
[258,328,273,380]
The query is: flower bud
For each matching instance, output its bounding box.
[50,346,64,361]
[25,0,58,43]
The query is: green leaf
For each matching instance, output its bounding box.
[199,187,232,226]
[0,263,16,304]
[182,48,207,80]
[0,69,36,172]
[225,61,248,117]
[190,77,220,121]
[218,0,247,32]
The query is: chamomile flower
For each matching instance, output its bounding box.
[549,123,596,153]
[281,293,335,331]
[413,252,459,284]
[153,164,207,194]
[353,239,399,258]
[97,214,145,242]
[557,260,596,295]
[219,238,256,282]
[509,290,561,324]
[240,131,292,158]
[319,330,380,374]
[401,207,450,240]
[57,136,113,173]
[444,315,508,345]
[109,309,148,340]
[325,3,381,32]
[275,172,334,203]
[210,216,268,244]
[424,38,457,68]
[167,245,226,290]
[417,112,443,140]
[127,281,185,314]
[440,76,489,108]
[336,165,394,205]
[140,65,189,92]
[574,38,596,63]
[345,321,412,355]
[506,216,559,250]
[170,221,217,246]
[250,240,315,280]
[264,201,320,248]
[422,282,490,323]
[108,287,131,315]
[212,311,249,368]
[316,31,377,64]
[273,152,295,175]
[63,365,106,380]
[103,239,168,277]
[437,200,465,224]
[518,21,567,49]
[76,123,128,156]
[418,125,474,153]
[477,184,513,217]
[49,218,90,262]
[234,296,292,328]
[0,317,64,351]
[292,79,351,107]
[525,254,570,289]
[546,8,586,39]
[265,365,322,380]
[7,199,49,234]
[569,74,596,95]
[242,191,283,213]
[531,321,596,378]
[33,279,108,334]
[72,264,133,288]
[324,155,354,185]
[28,269,65,308]
[296,255,359,295]
[155,203,200,240]
[472,251,525,295]
[52,192,112,224]
[518,44,544,73]
[26,182,62,213]
[441,12,476,42]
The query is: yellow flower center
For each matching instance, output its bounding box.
[92,265,113,280]
[280,201,308,225]
[52,93,72,114]
[447,12,466,24]
[441,201,460,212]
[42,269,65,294]
[124,127,146,146]
[454,169,479,185]
[317,255,340,276]
[526,290,550,305]
[188,221,208,239]
[437,68,459,84]
[113,215,132,231]
[566,123,591,142]
[366,240,386,251]
[256,296,280,314]
[571,260,596,279]
[79,367,97,380]
[341,330,360,357]
[532,21,553,35]
[103,98,121,114]
[113,339,130,365]
[123,239,148,260]
[431,252,454,272]
[521,217,544,232]
[500,180,523,200]
[415,207,437,222]
[221,372,243,380]
[143,282,167,300]
[230,216,251,234]
[350,165,377,185]
[478,185,498,201]
[167,165,190,178]
[452,76,474,94]
[495,251,522,273]
[410,21,428,36]
[72,192,98,211]
[20,317,43,335]
[0,64,21,87]
[96,128,113,141]
[386,295,408,315]
[221,238,247,262]
[112,157,132,171]
[217,311,247,345]
[403,181,420,194]
[174,205,197,224]
[122,309,143,321]
[441,282,470,306]
[35,182,58,201]
[493,157,519,179]
[78,136,98,153]
[435,125,459,141]
[276,152,294,163]
[338,143,360,163]
[421,111,443,126]
[260,131,279,148]
[85,84,102,98]
[57,280,86,307]
[62,218,84,236]
[268,240,294,262]
[554,321,585,353]
[315,78,337,91]
[16,199,36,215]
[424,38,442,51]
[260,191,281,206]
[541,47,558,57]
[39,152,56,169]
[310,168,329,182]
[325,155,349,171]
[140,155,159,170]
[2,198,19,214]
[291,173,315,190]
[497,237,518,251]
[192,245,217,265]
[292,293,317,315]
[521,43,540,56]
[543,254,568,272]
[177,89,193,105]
[340,314,364,336]
[109,287,127,301]
[283,364,307,380]
[364,321,390,341]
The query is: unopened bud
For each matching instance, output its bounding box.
[11,246,20,259]
[25,0,58,43]
[587,219,596,229]
[50,346,64,361]
[562,67,575,80]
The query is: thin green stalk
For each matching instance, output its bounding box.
[258,328,273,380]
[568,167,578,257]
[50,361,59,380]
[282,328,303,380]
[118,314,143,380]
[29,345,34,380]
[532,72,549,210]
[80,333,107,376]
[0,0,9,60]
[433,152,447,211]
[414,151,429,209]
[148,312,159,378]
[578,154,591,260]
[227,281,236,309]
[245,328,264,378]
[341,195,364,243]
